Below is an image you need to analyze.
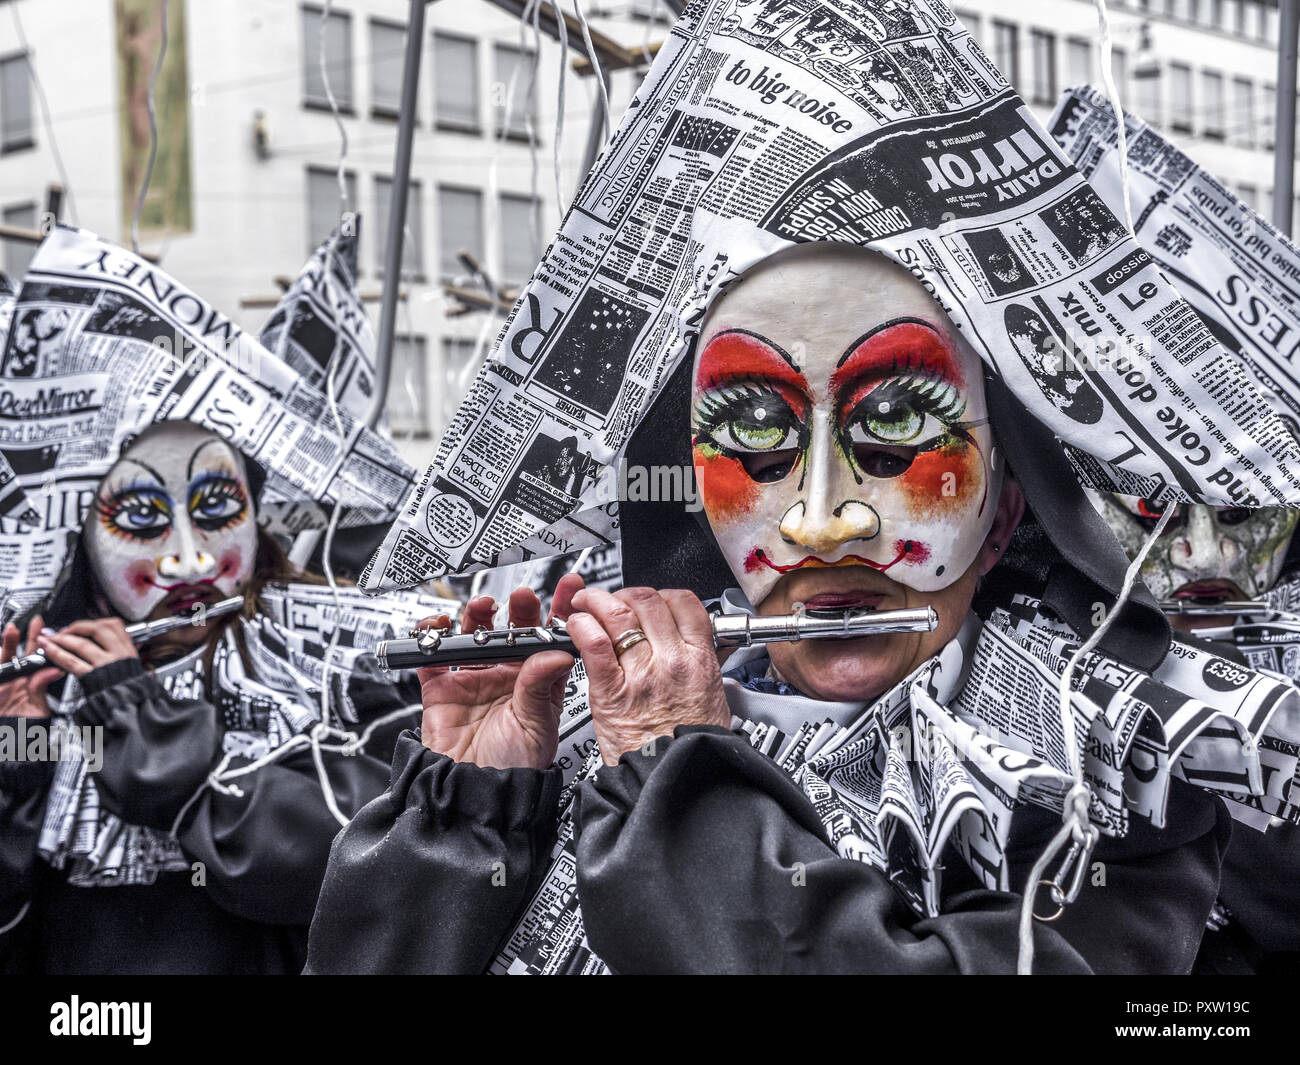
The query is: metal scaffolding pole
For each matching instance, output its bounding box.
[371,0,431,431]
[1275,0,1299,236]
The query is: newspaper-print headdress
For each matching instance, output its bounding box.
[0,223,416,622]
[359,0,1300,593]
[1051,86,1300,442]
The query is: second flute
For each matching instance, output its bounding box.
[375,605,939,671]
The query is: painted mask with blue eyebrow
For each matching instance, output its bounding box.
[83,421,259,621]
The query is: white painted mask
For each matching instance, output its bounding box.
[1092,492,1300,602]
[691,246,1001,607]
[84,422,258,621]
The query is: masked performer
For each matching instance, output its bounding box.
[310,3,1300,973]
[1049,85,1300,977]
[0,226,434,975]
[307,245,1300,974]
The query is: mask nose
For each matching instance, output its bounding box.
[157,519,217,582]
[778,411,879,554]
[1169,506,1238,573]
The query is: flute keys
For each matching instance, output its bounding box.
[416,629,442,653]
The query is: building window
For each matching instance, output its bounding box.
[1029,30,1056,105]
[1201,70,1225,140]
[1262,83,1276,149]
[1240,0,1262,38]
[1134,64,1160,126]
[306,167,358,256]
[629,0,671,21]
[2,202,35,278]
[388,335,429,437]
[493,43,537,140]
[1231,77,1254,148]
[442,336,479,374]
[1169,63,1194,132]
[438,185,483,280]
[991,21,1019,86]
[1111,47,1128,93]
[302,5,353,112]
[1066,38,1092,90]
[370,19,405,119]
[499,193,540,286]
[434,32,479,131]
[0,53,33,152]
[376,177,425,279]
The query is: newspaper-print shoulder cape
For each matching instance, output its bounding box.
[361,0,1300,593]
[0,223,416,623]
[37,582,456,887]
[488,593,1300,972]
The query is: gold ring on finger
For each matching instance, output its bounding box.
[613,628,648,658]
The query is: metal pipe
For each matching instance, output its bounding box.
[1275,0,1299,237]
[370,0,430,431]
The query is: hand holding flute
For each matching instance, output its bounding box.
[415,579,940,771]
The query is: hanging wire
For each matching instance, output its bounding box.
[9,0,78,225]
[572,0,612,141]
[318,0,351,214]
[549,0,570,212]
[130,0,168,256]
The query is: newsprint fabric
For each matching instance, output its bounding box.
[1049,85,1300,433]
[361,0,1300,593]
[492,594,1300,973]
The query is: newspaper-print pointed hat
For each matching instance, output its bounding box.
[0,223,415,621]
[360,0,1300,593]
[1051,85,1300,436]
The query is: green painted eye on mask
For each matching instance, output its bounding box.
[1090,492,1300,601]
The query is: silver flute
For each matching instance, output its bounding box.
[1159,599,1275,617]
[0,596,245,683]
[374,605,939,671]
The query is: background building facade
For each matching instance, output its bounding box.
[0,0,1281,465]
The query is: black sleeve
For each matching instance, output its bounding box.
[573,726,1093,974]
[995,776,1231,975]
[75,658,219,830]
[77,658,397,928]
[0,719,55,972]
[306,732,563,974]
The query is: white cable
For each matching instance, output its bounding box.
[550,0,570,212]
[9,0,77,225]
[571,0,611,141]
[1094,0,1136,235]
[130,0,168,255]
[0,901,30,937]
[319,0,351,214]
[1016,506,1174,974]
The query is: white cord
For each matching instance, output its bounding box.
[1016,506,1173,973]
[550,0,569,213]
[9,0,77,225]
[0,901,30,937]
[572,0,611,142]
[1094,0,1136,235]
[319,0,351,214]
[130,0,168,255]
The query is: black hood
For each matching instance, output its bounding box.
[621,353,1170,672]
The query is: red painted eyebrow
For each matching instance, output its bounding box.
[830,320,963,398]
[695,329,809,393]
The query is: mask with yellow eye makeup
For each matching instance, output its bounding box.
[691,245,1002,608]
[83,421,259,622]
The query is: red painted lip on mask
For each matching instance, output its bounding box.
[158,580,222,613]
[746,539,928,575]
[1172,579,1245,602]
